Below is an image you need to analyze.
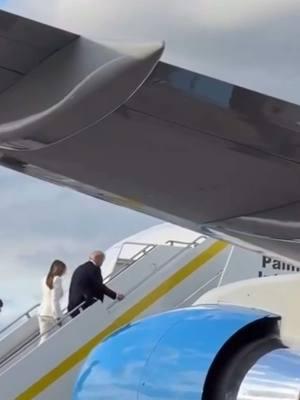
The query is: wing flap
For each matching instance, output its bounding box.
[1,61,299,222]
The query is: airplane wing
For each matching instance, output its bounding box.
[0,10,76,91]
[0,10,300,264]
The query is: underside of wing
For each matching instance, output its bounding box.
[0,10,76,91]
[0,10,300,263]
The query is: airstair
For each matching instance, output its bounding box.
[0,236,230,400]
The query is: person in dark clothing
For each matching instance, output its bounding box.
[0,299,3,312]
[68,251,124,317]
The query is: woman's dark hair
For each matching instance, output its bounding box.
[46,260,66,289]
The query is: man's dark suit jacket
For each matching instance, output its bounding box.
[67,261,116,317]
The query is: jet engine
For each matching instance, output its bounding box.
[72,305,300,400]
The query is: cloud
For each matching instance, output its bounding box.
[0,168,159,327]
[190,0,299,29]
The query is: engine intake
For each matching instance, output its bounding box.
[72,305,300,400]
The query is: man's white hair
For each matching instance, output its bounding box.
[89,250,105,262]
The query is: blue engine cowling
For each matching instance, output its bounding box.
[72,305,300,400]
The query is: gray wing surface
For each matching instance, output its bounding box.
[0,10,76,90]
[0,10,300,264]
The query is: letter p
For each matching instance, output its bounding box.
[262,256,271,268]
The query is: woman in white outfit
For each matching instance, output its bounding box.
[38,260,67,344]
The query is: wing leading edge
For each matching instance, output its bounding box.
[0,10,300,264]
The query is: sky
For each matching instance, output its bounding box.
[0,0,300,326]
[0,168,160,326]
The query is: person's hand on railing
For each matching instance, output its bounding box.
[116,293,125,301]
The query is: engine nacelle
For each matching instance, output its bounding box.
[72,305,300,400]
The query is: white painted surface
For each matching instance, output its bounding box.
[196,273,300,346]
[101,222,200,277]
[0,317,38,362]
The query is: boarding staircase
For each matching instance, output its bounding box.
[0,236,230,400]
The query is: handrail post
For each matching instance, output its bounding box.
[218,245,234,287]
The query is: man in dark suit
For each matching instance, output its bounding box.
[68,251,124,318]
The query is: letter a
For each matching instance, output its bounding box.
[272,259,281,270]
